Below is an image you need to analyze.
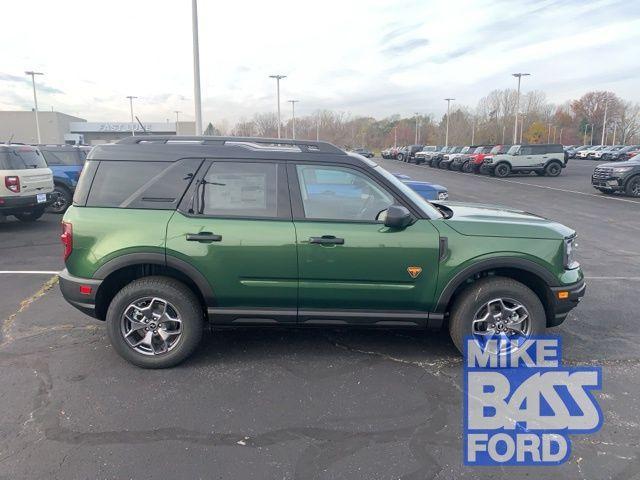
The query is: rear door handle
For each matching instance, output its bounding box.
[186,232,222,243]
[309,235,345,245]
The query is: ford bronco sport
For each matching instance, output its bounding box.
[59,136,585,368]
[0,144,53,222]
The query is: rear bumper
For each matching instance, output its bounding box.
[0,193,52,213]
[548,279,586,327]
[59,269,103,319]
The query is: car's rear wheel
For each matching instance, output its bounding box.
[48,185,72,214]
[14,206,45,222]
[397,153,405,162]
[461,161,472,173]
[545,162,562,177]
[448,276,546,354]
[478,164,489,175]
[494,162,511,177]
[625,175,640,197]
[106,276,204,368]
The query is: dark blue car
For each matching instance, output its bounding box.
[38,145,90,213]
[392,173,448,201]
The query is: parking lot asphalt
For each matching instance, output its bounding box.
[1,159,639,479]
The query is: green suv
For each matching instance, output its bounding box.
[59,136,585,368]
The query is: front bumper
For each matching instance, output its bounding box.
[591,175,624,192]
[548,279,586,327]
[0,193,52,214]
[59,269,103,319]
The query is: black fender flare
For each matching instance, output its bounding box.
[433,257,559,313]
[544,158,564,168]
[93,252,215,305]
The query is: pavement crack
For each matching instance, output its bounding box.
[0,275,58,348]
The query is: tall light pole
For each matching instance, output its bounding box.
[288,100,298,139]
[394,126,397,147]
[414,112,420,144]
[444,98,455,147]
[612,123,617,145]
[547,123,552,143]
[583,124,589,145]
[601,101,608,145]
[174,110,181,135]
[316,110,320,141]
[559,128,563,144]
[512,73,530,144]
[25,71,44,143]
[126,96,137,136]
[471,116,475,145]
[590,124,594,145]
[519,113,526,143]
[269,75,286,138]
[191,0,203,135]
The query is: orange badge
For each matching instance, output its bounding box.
[407,266,422,278]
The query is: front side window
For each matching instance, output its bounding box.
[200,162,279,218]
[296,165,394,221]
[520,146,533,155]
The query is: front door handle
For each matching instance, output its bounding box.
[309,235,345,245]
[186,232,222,243]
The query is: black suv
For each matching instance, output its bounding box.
[397,145,424,163]
[592,154,640,197]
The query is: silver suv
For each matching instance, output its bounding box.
[485,144,566,178]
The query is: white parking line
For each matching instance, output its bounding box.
[0,270,60,274]
[407,162,640,205]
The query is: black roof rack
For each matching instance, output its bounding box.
[116,135,346,155]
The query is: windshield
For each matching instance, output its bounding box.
[461,147,470,154]
[507,145,520,155]
[473,147,483,154]
[490,145,502,154]
[0,147,47,169]
[375,165,443,219]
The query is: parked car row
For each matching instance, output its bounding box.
[386,143,568,177]
[565,144,640,161]
[0,143,91,223]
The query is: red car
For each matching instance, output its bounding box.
[465,145,495,173]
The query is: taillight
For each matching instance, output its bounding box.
[61,222,73,261]
[5,176,20,193]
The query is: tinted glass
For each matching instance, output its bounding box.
[530,145,546,154]
[0,148,47,169]
[86,159,201,209]
[41,149,83,166]
[200,162,279,217]
[297,164,394,221]
[72,160,99,206]
[546,144,563,153]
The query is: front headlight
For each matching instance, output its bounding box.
[564,236,579,269]
[438,191,448,200]
[484,157,493,163]
[612,167,633,173]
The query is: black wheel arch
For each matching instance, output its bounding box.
[434,257,559,325]
[92,253,215,320]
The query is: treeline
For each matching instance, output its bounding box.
[215,90,640,149]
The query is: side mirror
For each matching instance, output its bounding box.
[383,205,413,229]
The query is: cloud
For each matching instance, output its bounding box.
[0,72,64,94]
[382,37,429,56]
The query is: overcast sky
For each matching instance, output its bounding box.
[1,0,639,126]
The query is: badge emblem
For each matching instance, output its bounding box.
[407,266,422,278]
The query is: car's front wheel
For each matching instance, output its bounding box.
[494,162,511,177]
[106,276,204,368]
[461,161,472,173]
[448,276,546,354]
[625,175,640,197]
[397,153,405,162]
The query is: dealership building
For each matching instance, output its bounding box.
[0,110,195,145]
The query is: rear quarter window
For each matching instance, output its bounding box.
[84,159,202,209]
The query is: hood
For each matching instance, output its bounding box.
[435,201,574,239]
[596,160,640,168]
[404,180,447,191]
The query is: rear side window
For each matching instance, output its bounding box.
[530,145,546,155]
[545,145,563,154]
[0,148,47,169]
[85,159,202,209]
[41,149,84,166]
[198,162,280,218]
